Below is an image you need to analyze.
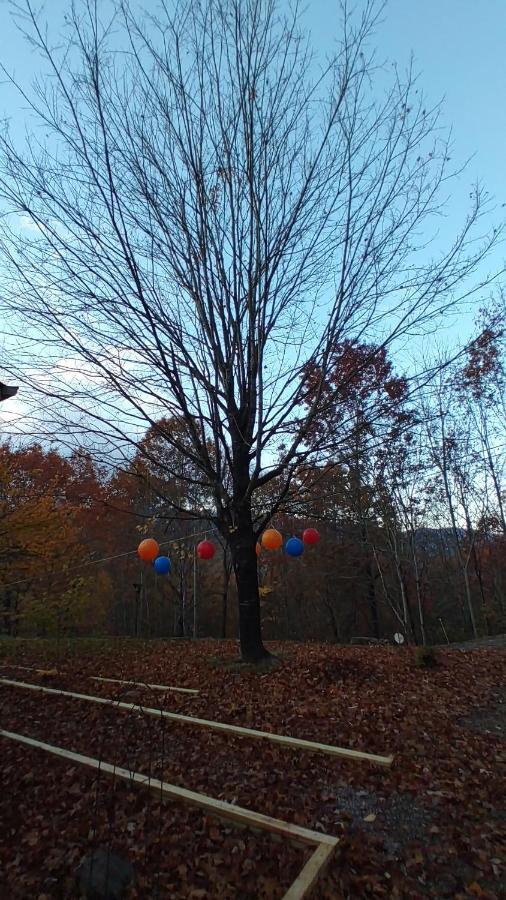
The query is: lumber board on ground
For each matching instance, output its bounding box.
[0,664,34,670]
[0,677,393,766]
[283,842,337,900]
[0,668,198,694]
[90,675,199,694]
[0,727,338,845]
[0,727,339,899]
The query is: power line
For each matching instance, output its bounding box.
[0,526,214,592]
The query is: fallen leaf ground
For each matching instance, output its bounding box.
[0,639,504,898]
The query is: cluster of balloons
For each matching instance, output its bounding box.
[137,537,217,573]
[137,538,171,574]
[259,527,320,558]
[138,527,318,570]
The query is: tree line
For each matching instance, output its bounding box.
[0,0,503,657]
[1,309,504,645]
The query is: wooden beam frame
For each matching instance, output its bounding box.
[0,728,338,899]
[90,676,199,694]
[0,678,393,765]
[0,666,198,694]
[0,664,34,671]
[283,842,337,899]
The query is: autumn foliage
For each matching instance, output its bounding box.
[0,639,504,897]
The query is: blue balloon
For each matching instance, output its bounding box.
[153,555,171,575]
[285,537,304,557]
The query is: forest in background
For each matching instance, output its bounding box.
[1,304,504,647]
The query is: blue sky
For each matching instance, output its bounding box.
[308,0,506,327]
[1,0,503,309]
[0,0,504,427]
[309,0,505,213]
[1,0,504,214]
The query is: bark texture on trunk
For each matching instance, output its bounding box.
[230,516,271,662]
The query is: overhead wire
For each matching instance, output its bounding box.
[0,526,215,592]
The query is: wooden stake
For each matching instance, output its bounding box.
[0,678,393,766]
[0,728,338,899]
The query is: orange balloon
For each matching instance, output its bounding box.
[255,542,262,556]
[261,528,283,551]
[137,538,160,562]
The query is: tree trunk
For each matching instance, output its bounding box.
[324,593,340,642]
[229,514,271,662]
[134,582,141,638]
[221,589,228,639]
[400,571,417,643]
[365,558,380,639]
[411,536,426,645]
[359,517,380,639]
[480,418,506,534]
[173,580,184,637]
[193,545,198,639]
[180,566,187,637]
[221,553,231,639]
[463,563,479,639]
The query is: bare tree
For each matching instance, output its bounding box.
[460,296,506,534]
[0,0,500,659]
[424,380,482,639]
[383,432,432,645]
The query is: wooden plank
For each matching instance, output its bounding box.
[0,667,198,694]
[0,728,338,849]
[282,842,337,900]
[0,678,393,766]
[90,676,199,695]
[0,664,34,670]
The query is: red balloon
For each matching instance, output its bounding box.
[197,539,216,560]
[138,538,160,562]
[302,528,320,545]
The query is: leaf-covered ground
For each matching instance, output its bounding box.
[0,639,504,898]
